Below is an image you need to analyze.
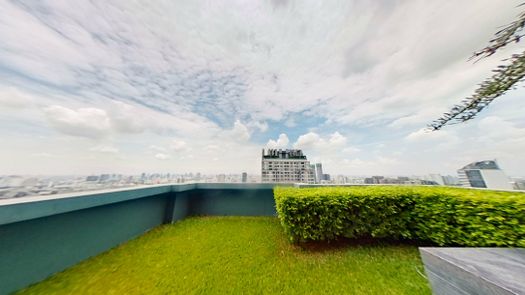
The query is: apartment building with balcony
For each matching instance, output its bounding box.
[261,149,315,184]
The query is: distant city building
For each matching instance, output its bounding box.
[335,175,347,184]
[99,174,111,182]
[322,174,331,182]
[261,149,315,183]
[85,175,99,182]
[217,174,226,183]
[362,175,438,185]
[442,175,460,186]
[457,160,512,190]
[364,176,384,184]
[426,174,444,185]
[241,172,247,183]
[511,178,525,190]
[315,163,323,183]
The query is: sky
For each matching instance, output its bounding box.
[1,0,525,177]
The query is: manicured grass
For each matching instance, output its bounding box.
[18,217,431,294]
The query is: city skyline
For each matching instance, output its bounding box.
[6,150,525,199]
[1,1,525,176]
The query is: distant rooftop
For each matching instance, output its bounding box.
[262,149,307,159]
[461,160,500,170]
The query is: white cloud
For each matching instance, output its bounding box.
[41,101,215,140]
[248,121,269,133]
[341,156,400,173]
[89,145,119,154]
[149,145,167,152]
[293,132,321,149]
[170,140,187,152]
[406,128,450,142]
[154,153,170,160]
[30,152,58,158]
[1,1,525,176]
[342,146,360,154]
[229,120,251,141]
[329,132,346,146]
[284,117,296,128]
[388,111,435,129]
[107,101,147,134]
[291,131,364,173]
[266,133,289,149]
[404,128,461,153]
[477,116,525,140]
[0,87,34,109]
[43,105,111,139]
[205,144,220,151]
[294,131,348,150]
[3,0,517,127]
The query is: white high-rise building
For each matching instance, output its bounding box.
[315,163,323,183]
[261,149,315,183]
[457,160,512,190]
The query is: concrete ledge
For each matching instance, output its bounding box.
[0,185,173,225]
[419,248,525,295]
[195,183,281,190]
[0,183,283,226]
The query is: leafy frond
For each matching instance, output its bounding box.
[471,9,525,61]
[429,51,525,130]
[429,8,525,130]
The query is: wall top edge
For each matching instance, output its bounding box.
[0,183,295,207]
[0,183,288,225]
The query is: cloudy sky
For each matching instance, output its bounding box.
[1,0,525,177]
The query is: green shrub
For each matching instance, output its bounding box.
[274,186,525,247]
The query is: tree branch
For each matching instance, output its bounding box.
[429,8,525,130]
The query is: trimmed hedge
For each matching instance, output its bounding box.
[274,186,525,247]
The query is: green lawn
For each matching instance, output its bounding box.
[18,217,431,294]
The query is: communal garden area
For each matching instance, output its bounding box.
[17,186,524,294]
[17,217,430,294]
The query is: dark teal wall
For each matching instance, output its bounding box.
[0,193,169,294]
[168,190,192,223]
[185,189,276,217]
[0,184,279,294]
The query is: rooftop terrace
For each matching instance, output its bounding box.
[16,216,430,294]
[1,183,523,294]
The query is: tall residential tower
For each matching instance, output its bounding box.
[261,149,315,183]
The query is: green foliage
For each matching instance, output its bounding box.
[274,186,525,246]
[429,7,525,130]
[429,51,525,130]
